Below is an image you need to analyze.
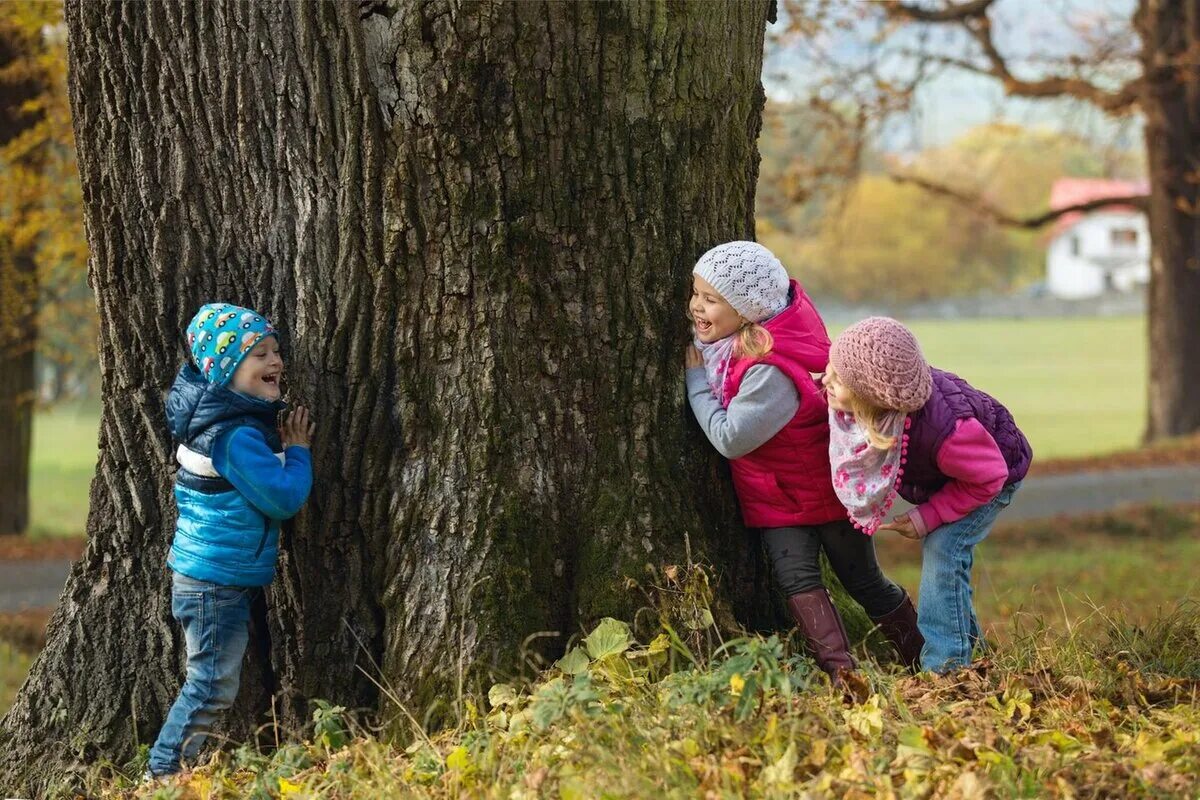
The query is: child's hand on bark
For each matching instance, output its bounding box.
[280,406,315,448]
[685,345,702,369]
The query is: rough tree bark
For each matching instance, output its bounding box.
[0,1,775,794]
[1137,0,1200,441]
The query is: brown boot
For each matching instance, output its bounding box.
[786,588,860,690]
[871,591,924,672]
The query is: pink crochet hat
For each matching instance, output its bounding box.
[829,317,932,412]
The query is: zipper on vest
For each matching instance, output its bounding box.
[254,518,270,559]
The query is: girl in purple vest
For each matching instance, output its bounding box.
[683,242,923,688]
[823,317,1032,673]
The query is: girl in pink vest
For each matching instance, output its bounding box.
[683,242,923,686]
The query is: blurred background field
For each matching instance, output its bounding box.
[855,315,1146,459]
[27,402,99,539]
[873,505,1200,643]
[24,316,1143,540]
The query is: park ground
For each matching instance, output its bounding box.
[3,315,1199,796]
[81,508,1200,798]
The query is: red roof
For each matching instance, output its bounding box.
[1049,178,1148,238]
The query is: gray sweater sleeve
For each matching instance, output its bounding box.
[686,363,800,459]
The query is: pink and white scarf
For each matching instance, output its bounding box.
[694,332,738,405]
[828,408,910,535]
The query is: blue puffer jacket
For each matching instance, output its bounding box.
[164,364,313,587]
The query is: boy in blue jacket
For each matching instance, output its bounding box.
[147,303,314,778]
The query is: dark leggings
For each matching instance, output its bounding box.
[764,519,905,619]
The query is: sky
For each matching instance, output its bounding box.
[765,0,1142,153]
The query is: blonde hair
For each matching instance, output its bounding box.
[828,365,897,450]
[736,322,774,359]
[684,293,775,359]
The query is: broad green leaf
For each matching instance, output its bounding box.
[488,683,519,708]
[584,618,632,661]
[647,633,670,655]
[555,646,591,675]
[843,694,885,740]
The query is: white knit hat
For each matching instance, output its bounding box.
[692,241,790,323]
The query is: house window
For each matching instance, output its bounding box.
[1070,236,1081,256]
[1111,228,1138,249]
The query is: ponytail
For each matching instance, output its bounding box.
[735,322,773,359]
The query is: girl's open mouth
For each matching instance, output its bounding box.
[263,375,279,385]
[695,319,713,334]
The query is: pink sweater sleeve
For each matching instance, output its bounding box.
[907,418,1008,536]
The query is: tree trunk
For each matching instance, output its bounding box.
[0,250,35,537]
[0,16,47,538]
[1138,0,1200,441]
[0,1,773,794]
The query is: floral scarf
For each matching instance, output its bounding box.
[694,331,739,405]
[828,408,909,535]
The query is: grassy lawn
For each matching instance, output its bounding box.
[830,315,1147,460]
[0,640,32,715]
[77,512,1200,799]
[28,402,99,539]
[874,506,1200,643]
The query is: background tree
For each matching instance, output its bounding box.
[0,2,92,538]
[0,2,54,537]
[785,173,1017,302]
[874,0,1200,441]
[777,0,1200,441]
[0,2,780,794]
[16,14,91,404]
[757,121,1140,301]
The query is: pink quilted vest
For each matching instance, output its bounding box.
[721,281,846,528]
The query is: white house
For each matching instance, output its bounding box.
[1045,178,1150,299]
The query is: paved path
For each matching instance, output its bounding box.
[891,464,1200,521]
[0,559,72,613]
[0,465,1197,613]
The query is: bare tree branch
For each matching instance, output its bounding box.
[887,171,1148,229]
[888,0,995,22]
[966,13,1142,112]
[886,0,1143,113]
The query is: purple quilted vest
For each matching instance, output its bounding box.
[898,369,1032,505]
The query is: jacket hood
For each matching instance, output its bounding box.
[165,363,284,444]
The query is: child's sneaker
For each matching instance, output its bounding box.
[140,768,170,786]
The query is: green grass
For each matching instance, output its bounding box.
[911,316,1147,459]
[9,507,1200,796]
[89,567,1200,800]
[0,640,32,715]
[875,506,1200,642]
[833,315,1148,460]
[28,402,98,538]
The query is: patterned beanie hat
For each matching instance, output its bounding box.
[692,241,790,323]
[829,317,932,413]
[185,302,277,386]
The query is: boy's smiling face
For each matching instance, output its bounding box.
[230,337,283,401]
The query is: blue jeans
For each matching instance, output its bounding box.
[918,481,1020,674]
[148,572,255,776]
